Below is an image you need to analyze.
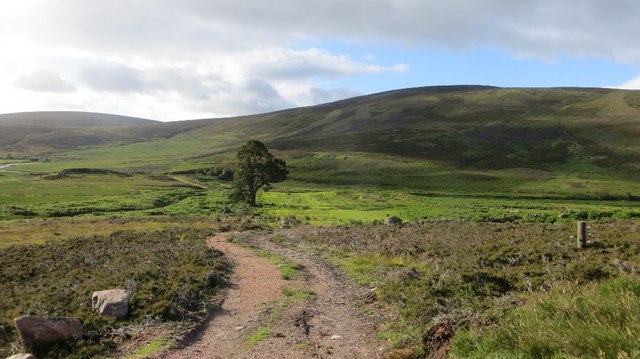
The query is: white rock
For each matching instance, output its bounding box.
[92,289,130,319]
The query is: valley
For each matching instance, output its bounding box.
[1,86,640,358]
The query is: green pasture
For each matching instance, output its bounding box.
[2,151,639,226]
[0,170,211,220]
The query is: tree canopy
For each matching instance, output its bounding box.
[230,140,288,206]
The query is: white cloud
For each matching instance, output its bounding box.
[250,48,407,80]
[79,64,144,93]
[1,0,640,120]
[616,76,640,90]
[297,87,364,107]
[15,69,76,93]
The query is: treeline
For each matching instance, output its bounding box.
[171,167,234,181]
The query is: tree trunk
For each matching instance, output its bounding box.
[249,188,257,207]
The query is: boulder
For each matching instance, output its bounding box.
[92,289,130,319]
[5,354,36,359]
[14,316,83,351]
[386,216,403,225]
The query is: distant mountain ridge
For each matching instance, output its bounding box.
[0,111,157,127]
[0,111,207,155]
[178,85,640,170]
[1,86,640,173]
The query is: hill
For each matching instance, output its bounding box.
[0,111,209,156]
[2,86,640,173]
[185,85,640,170]
[0,111,157,127]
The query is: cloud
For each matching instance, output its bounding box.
[237,78,295,113]
[79,64,144,93]
[25,0,640,64]
[616,75,640,90]
[250,48,407,80]
[0,1,618,62]
[305,87,363,105]
[143,68,226,101]
[2,0,640,120]
[189,78,295,116]
[14,69,76,93]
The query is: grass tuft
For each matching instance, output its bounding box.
[282,288,315,300]
[450,275,640,358]
[251,247,303,280]
[127,337,172,358]
[247,327,272,346]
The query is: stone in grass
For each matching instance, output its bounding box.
[7,354,36,359]
[92,289,130,319]
[14,316,83,352]
[386,216,403,225]
[5,354,36,359]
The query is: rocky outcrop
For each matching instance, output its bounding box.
[5,354,36,359]
[14,316,83,351]
[92,289,130,319]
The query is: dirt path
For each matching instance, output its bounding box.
[0,163,25,173]
[168,175,209,190]
[157,232,387,359]
[158,233,287,359]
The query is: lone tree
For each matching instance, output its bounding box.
[230,140,288,206]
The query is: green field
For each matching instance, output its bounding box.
[3,86,640,225]
[2,151,639,226]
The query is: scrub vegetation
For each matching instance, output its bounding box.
[0,225,238,358]
[275,220,640,356]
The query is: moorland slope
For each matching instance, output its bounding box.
[0,111,209,155]
[185,85,640,170]
[4,86,640,173]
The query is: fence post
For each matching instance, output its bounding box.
[577,221,588,249]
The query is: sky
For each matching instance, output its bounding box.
[1,0,640,121]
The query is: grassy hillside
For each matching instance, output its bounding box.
[12,86,636,173]
[3,86,640,170]
[0,112,210,156]
[0,111,156,127]
[158,86,640,168]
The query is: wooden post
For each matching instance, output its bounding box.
[577,221,588,249]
